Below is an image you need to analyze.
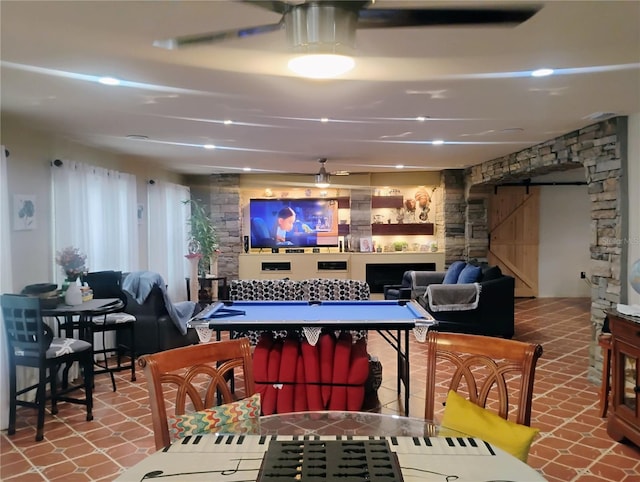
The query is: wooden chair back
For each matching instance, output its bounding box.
[138,338,255,450]
[424,331,543,426]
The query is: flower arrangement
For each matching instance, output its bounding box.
[56,246,87,281]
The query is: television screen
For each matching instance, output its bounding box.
[249,198,340,248]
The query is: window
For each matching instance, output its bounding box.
[51,161,139,283]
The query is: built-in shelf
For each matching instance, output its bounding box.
[371,223,434,235]
[371,195,403,209]
[336,197,350,209]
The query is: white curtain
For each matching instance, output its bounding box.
[51,160,139,281]
[147,181,191,301]
[0,146,13,429]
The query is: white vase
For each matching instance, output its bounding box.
[64,280,83,305]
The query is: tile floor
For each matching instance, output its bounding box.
[1,297,639,481]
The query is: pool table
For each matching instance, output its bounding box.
[188,299,435,415]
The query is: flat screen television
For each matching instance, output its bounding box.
[249,198,340,249]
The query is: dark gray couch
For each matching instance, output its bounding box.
[119,284,199,355]
[385,266,515,338]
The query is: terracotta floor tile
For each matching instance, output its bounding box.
[1,458,35,479]
[3,472,48,482]
[2,297,639,482]
[40,461,79,481]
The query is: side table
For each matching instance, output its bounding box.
[185,276,228,302]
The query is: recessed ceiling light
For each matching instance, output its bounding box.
[531,68,554,77]
[98,76,120,85]
[416,116,427,122]
[288,54,355,79]
[320,117,329,123]
[203,144,216,150]
[432,140,445,145]
[395,164,404,169]
[223,120,233,125]
[500,127,524,133]
[243,167,252,172]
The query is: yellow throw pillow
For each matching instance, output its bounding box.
[167,392,261,441]
[440,390,539,462]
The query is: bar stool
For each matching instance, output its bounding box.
[1,294,94,441]
[90,311,136,391]
[82,270,136,391]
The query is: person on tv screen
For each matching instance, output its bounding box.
[274,207,296,245]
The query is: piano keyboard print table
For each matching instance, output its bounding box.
[116,434,546,481]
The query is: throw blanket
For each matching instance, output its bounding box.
[425,283,482,312]
[122,271,195,335]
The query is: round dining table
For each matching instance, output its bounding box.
[115,410,546,481]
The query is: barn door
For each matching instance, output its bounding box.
[488,186,540,297]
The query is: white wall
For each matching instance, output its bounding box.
[537,172,591,297]
[627,113,640,305]
[2,117,185,292]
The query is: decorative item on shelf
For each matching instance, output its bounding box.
[430,242,438,253]
[415,188,432,223]
[393,241,408,252]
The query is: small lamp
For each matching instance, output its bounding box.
[315,158,331,188]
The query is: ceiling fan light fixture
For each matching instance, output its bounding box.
[314,158,331,188]
[288,54,355,79]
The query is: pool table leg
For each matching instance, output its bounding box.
[404,329,410,416]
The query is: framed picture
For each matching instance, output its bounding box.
[13,194,37,231]
[360,237,373,253]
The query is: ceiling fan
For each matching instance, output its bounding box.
[154,0,542,52]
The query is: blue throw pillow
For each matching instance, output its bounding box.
[458,264,482,284]
[443,261,466,284]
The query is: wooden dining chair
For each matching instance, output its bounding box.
[1,294,94,441]
[424,331,543,426]
[138,338,256,450]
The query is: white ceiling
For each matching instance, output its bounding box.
[1,1,639,178]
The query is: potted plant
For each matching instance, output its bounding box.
[393,241,408,252]
[184,199,218,276]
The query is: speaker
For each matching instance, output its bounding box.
[339,240,343,252]
[243,235,249,253]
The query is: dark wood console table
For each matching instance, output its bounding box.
[606,310,640,447]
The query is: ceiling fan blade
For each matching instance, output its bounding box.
[242,0,293,15]
[153,21,284,49]
[356,6,542,29]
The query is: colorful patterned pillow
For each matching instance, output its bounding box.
[167,393,261,441]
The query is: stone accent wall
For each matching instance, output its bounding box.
[348,188,373,251]
[465,186,492,262]
[440,170,466,265]
[465,116,628,383]
[208,174,241,279]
